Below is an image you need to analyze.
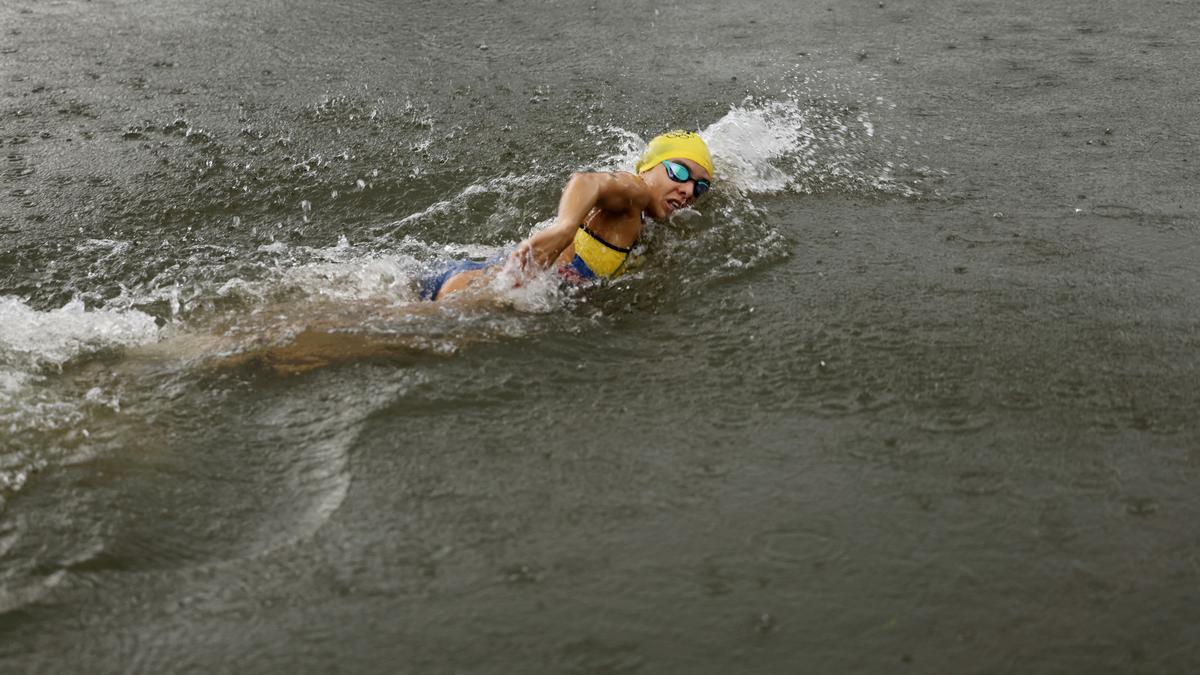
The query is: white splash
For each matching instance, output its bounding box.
[277,250,427,303]
[0,296,160,503]
[702,96,915,196]
[703,100,805,193]
[588,94,915,198]
[0,296,161,372]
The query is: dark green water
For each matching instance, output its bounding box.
[2,0,1199,672]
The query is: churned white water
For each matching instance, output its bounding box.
[0,91,922,505]
[0,297,160,372]
[0,297,161,500]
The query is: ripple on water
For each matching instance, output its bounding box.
[557,638,644,675]
[953,468,1009,498]
[1,364,410,589]
[1122,497,1160,518]
[0,514,70,618]
[748,523,848,570]
[0,296,160,512]
[61,385,363,574]
[908,404,994,434]
[809,388,897,418]
[0,81,932,622]
[993,387,1042,411]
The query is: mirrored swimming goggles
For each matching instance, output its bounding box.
[662,160,711,198]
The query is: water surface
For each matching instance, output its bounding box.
[2,0,1198,673]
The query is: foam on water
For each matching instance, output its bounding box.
[571,92,923,297]
[0,296,161,505]
[42,90,915,335]
[588,90,915,198]
[0,297,160,374]
[276,245,427,304]
[0,87,925,505]
[189,91,918,345]
[708,95,914,196]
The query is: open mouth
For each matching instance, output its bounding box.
[665,197,685,213]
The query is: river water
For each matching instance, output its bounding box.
[2,0,1198,672]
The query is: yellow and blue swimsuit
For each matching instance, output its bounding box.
[566,224,633,279]
[419,224,634,300]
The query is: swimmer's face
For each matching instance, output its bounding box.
[643,158,711,220]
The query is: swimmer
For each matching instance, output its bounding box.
[112,131,716,376]
[419,130,714,301]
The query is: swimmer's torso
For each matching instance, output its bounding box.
[553,206,643,276]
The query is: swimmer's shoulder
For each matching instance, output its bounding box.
[595,171,651,214]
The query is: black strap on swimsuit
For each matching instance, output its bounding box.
[580,223,634,254]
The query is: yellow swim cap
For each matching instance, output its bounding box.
[635,130,715,179]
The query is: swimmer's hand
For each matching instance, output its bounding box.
[501,243,539,286]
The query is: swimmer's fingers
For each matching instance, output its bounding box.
[501,245,536,285]
[507,244,536,272]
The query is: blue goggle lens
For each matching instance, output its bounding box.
[662,160,710,198]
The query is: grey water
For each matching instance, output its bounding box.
[2,0,1199,672]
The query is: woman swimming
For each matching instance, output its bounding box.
[420,130,714,301]
[115,131,716,376]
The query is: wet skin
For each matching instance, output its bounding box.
[108,158,712,375]
[434,157,711,299]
